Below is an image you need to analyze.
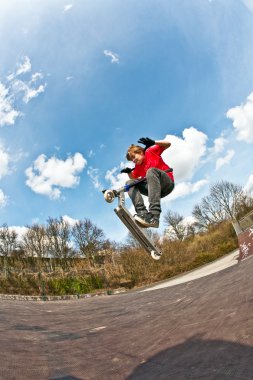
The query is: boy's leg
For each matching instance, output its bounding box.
[135,168,174,228]
[126,180,149,216]
[147,168,174,216]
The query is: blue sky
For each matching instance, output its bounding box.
[1,0,253,242]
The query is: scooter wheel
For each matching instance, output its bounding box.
[151,250,161,260]
[104,190,115,203]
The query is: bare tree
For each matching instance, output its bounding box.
[0,224,18,256]
[164,210,194,240]
[233,192,253,221]
[125,229,160,248]
[125,232,142,248]
[192,197,226,231]
[72,219,105,265]
[193,180,252,234]
[22,224,48,258]
[210,181,245,220]
[46,217,73,260]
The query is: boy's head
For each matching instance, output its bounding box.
[126,144,145,165]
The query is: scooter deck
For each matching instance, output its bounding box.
[114,204,162,258]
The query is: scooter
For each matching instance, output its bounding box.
[103,176,163,260]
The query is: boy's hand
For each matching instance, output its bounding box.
[138,137,155,149]
[120,167,134,174]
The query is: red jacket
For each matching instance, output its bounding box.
[131,145,174,181]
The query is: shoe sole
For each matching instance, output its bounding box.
[135,218,149,228]
[134,215,159,228]
[134,215,150,227]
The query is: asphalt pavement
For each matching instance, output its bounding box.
[0,250,253,380]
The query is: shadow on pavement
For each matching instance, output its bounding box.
[126,334,253,380]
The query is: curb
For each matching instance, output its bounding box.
[0,288,127,302]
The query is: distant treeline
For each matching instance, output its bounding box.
[1,179,252,296]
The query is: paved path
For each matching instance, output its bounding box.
[1,252,253,380]
[142,249,239,291]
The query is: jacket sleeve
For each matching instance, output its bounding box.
[146,144,165,155]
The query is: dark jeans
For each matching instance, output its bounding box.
[126,168,174,217]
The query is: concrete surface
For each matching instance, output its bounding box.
[1,251,253,380]
[142,249,239,291]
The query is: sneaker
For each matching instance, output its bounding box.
[134,213,159,228]
[134,210,148,219]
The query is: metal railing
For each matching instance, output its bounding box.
[239,210,253,231]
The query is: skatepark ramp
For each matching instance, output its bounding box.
[237,210,253,261]
[0,252,253,379]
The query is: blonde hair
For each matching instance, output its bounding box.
[126,144,145,161]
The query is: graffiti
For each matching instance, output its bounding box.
[240,241,252,259]
[248,227,253,237]
[239,227,253,260]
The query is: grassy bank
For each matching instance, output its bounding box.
[0,221,238,297]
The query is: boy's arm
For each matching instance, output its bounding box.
[120,167,135,179]
[138,137,171,150]
[154,140,171,149]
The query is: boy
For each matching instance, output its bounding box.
[121,137,174,228]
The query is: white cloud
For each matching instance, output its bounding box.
[226,92,253,142]
[64,4,73,12]
[25,152,87,199]
[24,83,46,103]
[11,79,46,104]
[62,215,79,226]
[0,189,7,208]
[30,72,43,83]
[162,127,208,182]
[6,56,31,81]
[16,56,32,76]
[8,226,28,242]
[1,57,46,127]
[0,82,21,127]
[87,167,102,190]
[104,49,120,64]
[181,215,196,225]
[0,142,10,179]
[212,136,227,153]
[244,173,253,194]
[105,163,129,190]
[242,0,253,13]
[167,179,209,201]
[88,149,95,158]
[215,149,235,170]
